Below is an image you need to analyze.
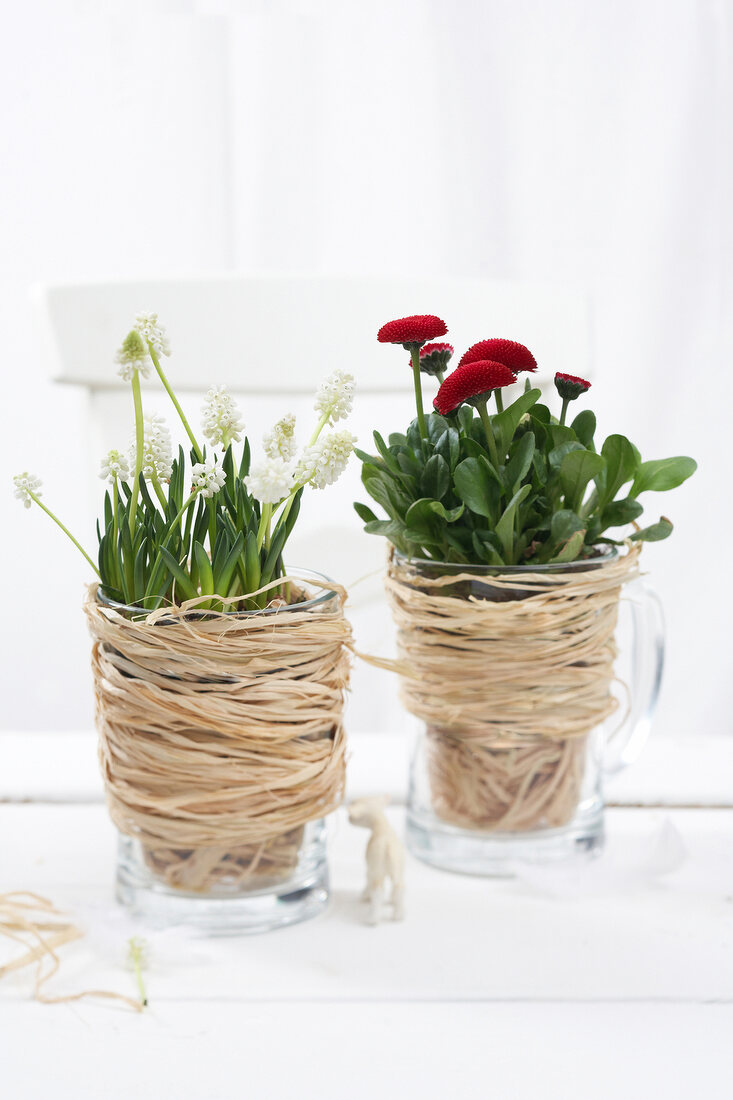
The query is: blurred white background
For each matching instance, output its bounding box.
[0,0,728,742]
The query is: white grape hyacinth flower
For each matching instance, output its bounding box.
[296,429,357,490]
[13,472,42,508]
[99,449,130,484]
[314,370,355,424]
[134,312,171,358]
[201,386,244,450]
[245,456,295,504]
[191,460,227,498]
[132,413,173,482]
[263,413,297,462]
[116,329,152,382]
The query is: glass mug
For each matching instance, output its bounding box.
[398,551,665,875]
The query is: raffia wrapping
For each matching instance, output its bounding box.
[84,578,351,894]
[385,545,641,832]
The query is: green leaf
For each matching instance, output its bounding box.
[494,388,541,452]
[213,531,244,594]
[560,449,606,512]
[427,501,465,523]
[471,531,505,565]
[354,502,379,525]
[421,454,450,500]
[159,547,197,601]
[630,516,674,542]
[548,440,585,471]
[549,528,586,563]
[495,483,531,562]
[600,497,644,530]
[194,541,214,596]
[457,406,474,435]
[405,498,441,537]
[364,519,408,541]
[504,431,535,492]
[631,456,697,496]
[454,458,500,521]
[434,428,460,470]
[571,409,596,449]
[550,509,585,543]
[244,531,260,595]
[597,434,639,510]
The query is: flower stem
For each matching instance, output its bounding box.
[308,411,330,447]
[151,474,168,511]
[112,480,120,586]
[411,347,428,439]
[560,397,570,426]
[29,493,100,577]
[494,389,505,413]
[476,397,500,470]
[147,344,203,461]
[257,502,272,551]
[129,372,144,534]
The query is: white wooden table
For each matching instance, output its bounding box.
[2,730,732,1100]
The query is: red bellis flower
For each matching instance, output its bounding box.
[554,372,591,401]
[434,360,517,414]
[459,338,537,374]
[413,342,454,376]
[377,314,448,348]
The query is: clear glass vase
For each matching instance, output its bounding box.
[393,551,665,875]
[96,572,342,934]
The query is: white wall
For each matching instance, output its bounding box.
[1,0,729,739]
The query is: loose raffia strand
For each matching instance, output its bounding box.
[84,576,352,890]
[0,892,143,1012]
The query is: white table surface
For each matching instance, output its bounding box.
[2,730,733,1100]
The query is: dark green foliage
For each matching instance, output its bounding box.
[355,388,696,566]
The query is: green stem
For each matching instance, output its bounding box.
[411,347,428,439]
[476,397,500,470]
[494,389,505,413]
[29,493,100,577]
[129,372,144,534]
[148,344,203,461]
[112,480,119,584]
[151,474,168,511]
[257,502,272,551]
[308,411,330,447]
[435,370,445,385]
[560,397,570,426]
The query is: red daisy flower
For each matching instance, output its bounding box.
[554,372,591,400]
[377,314,448,348]
[458,338,537,374]
[413,342,454,376]
[433,361,517,414]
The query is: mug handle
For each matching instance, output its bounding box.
[603,577,666,776]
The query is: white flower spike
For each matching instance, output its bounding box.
[296,429,356,490]
[201,386,244,450]
[191,460,227,499]
[133,413,173,482]
[134,312,171,358]
[245,457,294,505]
[263,413,297,462]
[13,472,42,508]
[116,329,152,382]
[314,370,355,425]
[99,449,130,484]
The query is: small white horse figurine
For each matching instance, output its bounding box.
[348,796,405,925]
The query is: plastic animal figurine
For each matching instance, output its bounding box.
[348,796,405,925]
